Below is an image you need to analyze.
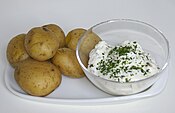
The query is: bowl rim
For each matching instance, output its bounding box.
[76,19,170,84]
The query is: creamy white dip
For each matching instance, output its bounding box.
[88,40,159,82]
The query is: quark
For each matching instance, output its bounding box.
[88,40,159,82]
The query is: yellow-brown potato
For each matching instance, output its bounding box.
[25,27,59,61]
[6,34,30,68]
[65,28,86,50]
[80,31,102,57]
[52,48,85,78]
[14,58,62,96]
[43,24,66,48]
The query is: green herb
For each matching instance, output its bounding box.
[125,78,131,82]
[146,56,149,60]
[130,74,134,76]
[130,65,147,75]
[108,45,133,56]
[92,41,159,83]
[146,69,150,72]
[89,64,94,67]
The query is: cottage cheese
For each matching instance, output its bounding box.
[88,40,159,82]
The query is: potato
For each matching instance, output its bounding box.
[52,48,85,78]
[65,28,86,50]
[25,27,59,61]
[14,58,62,96]
[6,34,30,68]
[43,24,66,48]
[79,31,101,57]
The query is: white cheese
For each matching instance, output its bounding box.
[88,40,160,82]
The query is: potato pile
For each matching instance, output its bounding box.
[6,24,101,97]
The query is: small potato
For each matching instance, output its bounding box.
[25,27,59,61]
[65,28,86,50]
[52,48,85,78]
[80,31,101,57]
[6,34,29,68]
[15,58,62,96]
[43,24,66,48]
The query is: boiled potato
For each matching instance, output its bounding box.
[15,58,62,96]
[25,27,59,61]
[80,31,101,57]
[65,28,86,50]
[43,24,66,48]
[52,48,85,78]
[6,34,29,68]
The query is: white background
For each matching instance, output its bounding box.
[0,0,175,113]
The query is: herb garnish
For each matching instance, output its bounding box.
[88,41,160,83]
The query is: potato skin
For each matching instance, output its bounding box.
[80,31,101,57]
[25,27,59,61]
[14,58,62,96]
[65,28,86,50]
[43,24,66,48]
[6,34,29,68]
[52,48,85,78]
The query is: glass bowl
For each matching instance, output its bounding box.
[76,19,169,95]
